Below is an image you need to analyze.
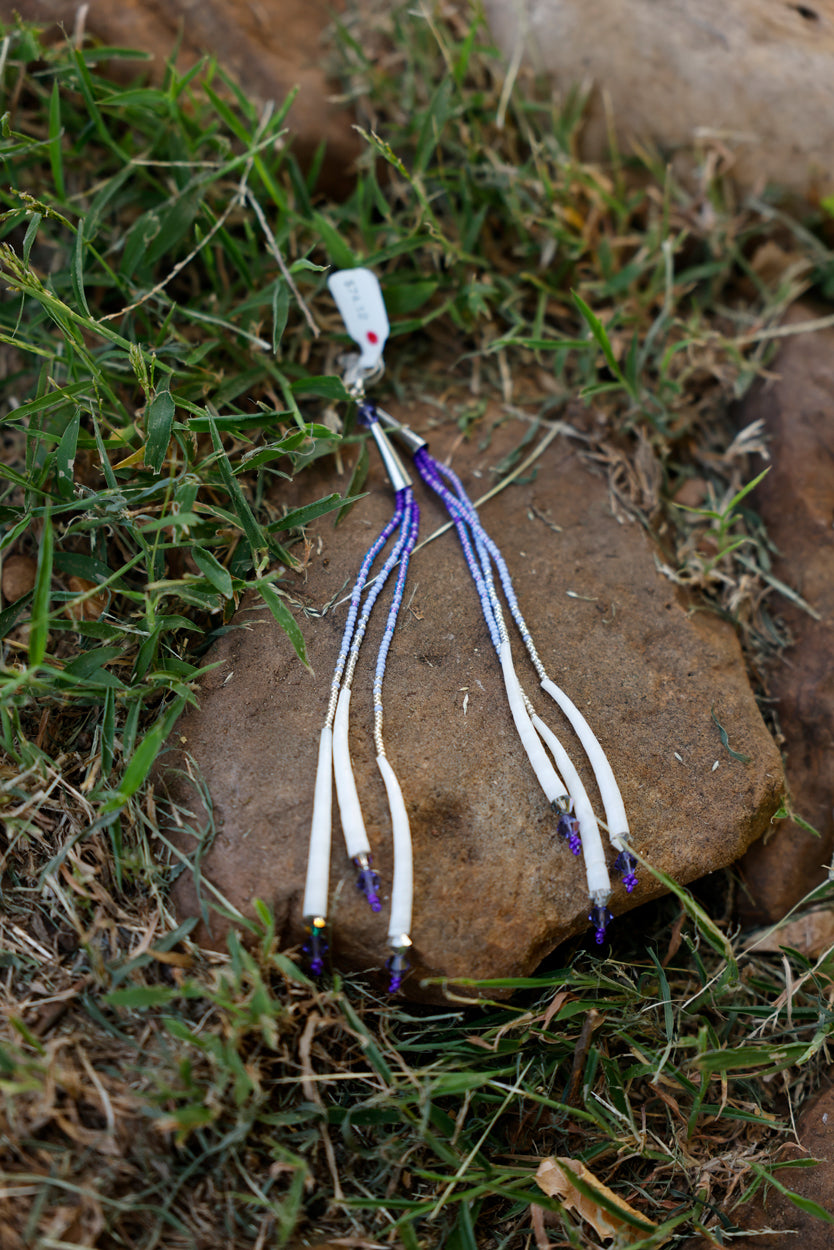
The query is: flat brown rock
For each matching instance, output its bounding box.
[738,305,834,923]
[485,0,834,202]
[163,408,783,996]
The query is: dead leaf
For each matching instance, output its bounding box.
[66,576,107,621]
[299,1011,322,1104]
[747,908,834,960]
[672,477,708,510]
[662,910,687,967]
[565,1009,603,1109]
[538,989,571,1031]
[748,240,809,287]
[531,1202,555,1249]
[1,554,37,603]
[535,1156,666,1245]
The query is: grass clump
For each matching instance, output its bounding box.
[1,4,834,1246]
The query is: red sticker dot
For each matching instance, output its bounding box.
[366,330,379,344]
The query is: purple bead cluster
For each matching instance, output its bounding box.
[614,849,638,893]
[355,858,382,912]
[386,948,410,994]
[356,400,378,428]
[556,810,582,856]
[303,925,328,976]
[589,904,613,945]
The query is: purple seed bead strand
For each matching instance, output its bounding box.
[437,464,637,910]
[340,491,414,913]
[326,502,405,726]
[344,489,413,687]
[373,493,420,753]
[433,458,546,681]
[419,447,615,939]
[358,409,421,982]
[434,459,522,616]
[418,452,509,649]
[469,516,509,643]
[327,394,411,711]
[414,449,502,653]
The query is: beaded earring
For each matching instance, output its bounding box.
[304,266,636,993]
[303,274,417,989]
[375,407,637,943]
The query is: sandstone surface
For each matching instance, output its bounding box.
[738,305,834,923]
[484,0,834,202]
[163,406,784,997]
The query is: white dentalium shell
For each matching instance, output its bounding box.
[302,725,333,919]
[332,686,371,859]
[377,753,413,943]
[500,640,568,806]
[541,677,629,851]
[532,713,611,900]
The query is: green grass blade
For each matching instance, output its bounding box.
[749,1162,834,1224]
[28,511,53,669]
[0,589,34,640]
[272,280,290,353]
[572,290,635,399]
[71,219,92,319]
[54,410,80,499]
[268,492,353,532]
[337,440,369,525]
[207,413,292,565]
[145,390,176,474]
[257,580,311,672]
[101,696,186,814]
[22,212,42,266]
[710,706,752,764]
[191,546,233,598]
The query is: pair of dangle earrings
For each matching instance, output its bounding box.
[302,270,638,993]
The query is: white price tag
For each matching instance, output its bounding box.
[327,268,389,370]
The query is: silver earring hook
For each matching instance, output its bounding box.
[341,352,386,399]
